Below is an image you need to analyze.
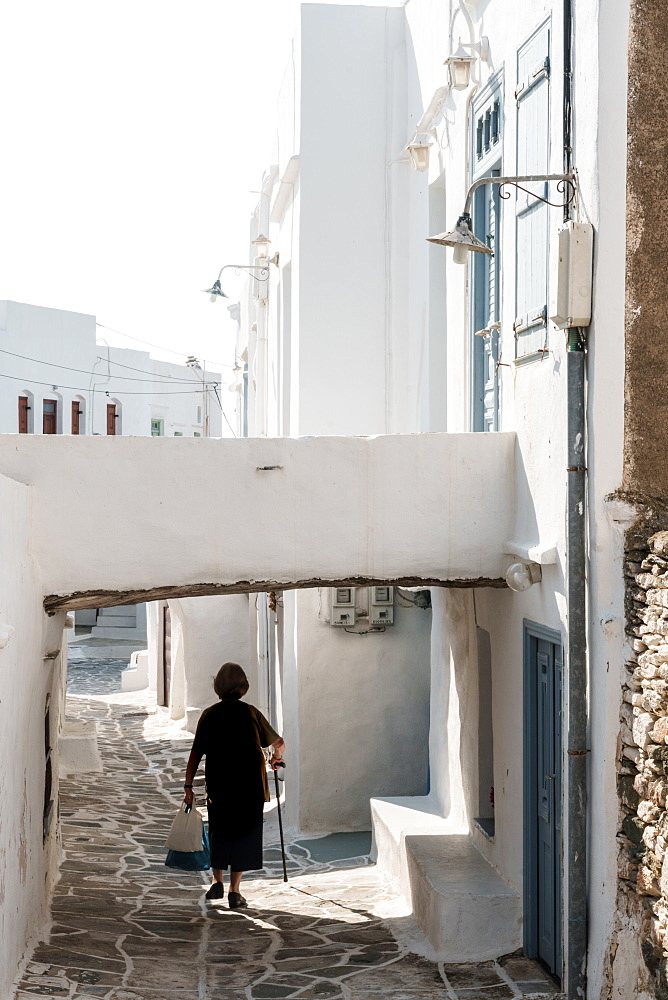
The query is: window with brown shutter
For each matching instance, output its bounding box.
[18,396,29,433]
[71,400,82,434]
[43,399,57,434]
[107,403,117,435]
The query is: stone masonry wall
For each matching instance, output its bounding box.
[617,529,668,997]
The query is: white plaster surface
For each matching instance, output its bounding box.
[0,432,516,600]
[292,588,432,832]
[406,833,520,961]
[121,649,149,692]
[175,594,251,711]
[371,796,520,961]
[371,794,463,904]
[58,719,103,776]
[0,472,64,1000]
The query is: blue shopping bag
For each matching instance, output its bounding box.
[165,822,210,871]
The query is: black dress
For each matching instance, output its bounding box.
[192,700,279,872]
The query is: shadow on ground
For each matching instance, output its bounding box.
[13,655,561,1000]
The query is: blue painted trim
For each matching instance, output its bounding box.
[523,619,562,964]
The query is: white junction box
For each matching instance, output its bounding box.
[549,221,594,329]
[331,586,356,626]
[369,585,394,626]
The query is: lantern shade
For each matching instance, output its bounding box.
[445,44,476,90]
[427,212,493,263]
[203,278,228,302]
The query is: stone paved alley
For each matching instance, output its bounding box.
[13,655,563,1000]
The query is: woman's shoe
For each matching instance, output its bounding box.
[228,891,247,909]
[205,882,225,900]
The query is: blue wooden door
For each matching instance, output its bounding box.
[524,624,562,978]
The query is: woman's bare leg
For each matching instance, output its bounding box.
[229,871,243,893]
[212,868,224,884]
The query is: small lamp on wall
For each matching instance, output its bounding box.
[426,212,492,264]
[406,133,433,172]
[252,233,271,258]
[444,43,477,90]
[505,561,542,592]
[251,234,280,267]
[203,279,228,303]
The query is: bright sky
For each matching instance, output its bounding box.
[0,1,395,388]
[0,1,311,387]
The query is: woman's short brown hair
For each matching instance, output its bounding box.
[213,662,249,700]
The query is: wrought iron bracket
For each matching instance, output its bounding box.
[463,172,576,215]
[217,263,270,282]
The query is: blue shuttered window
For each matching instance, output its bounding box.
[515,24,550,359]
[471,75,503,432]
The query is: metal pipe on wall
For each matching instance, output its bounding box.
[563,0,588,995]
[566,337,587,1000]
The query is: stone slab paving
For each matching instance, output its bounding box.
[13,657,563,1000]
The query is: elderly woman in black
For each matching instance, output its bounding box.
[183,662,285,908]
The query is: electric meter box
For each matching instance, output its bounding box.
[369,585,394,626]
[330,587,356,627]
[549,221,594,329]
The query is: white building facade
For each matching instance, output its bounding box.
[225,1,631,996]
[0,300,221,441]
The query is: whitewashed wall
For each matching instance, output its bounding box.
[398,0,627,989]
[243,0,630,984]
[0,472,66,999]
[0,432,516,602]
[170,594,252,720]
[292,588,432,832]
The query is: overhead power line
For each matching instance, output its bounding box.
[0,372,218,395]
[0,347,209,384]
[96,322,236,370]
[99,355,224,380]
[213,384,237,438]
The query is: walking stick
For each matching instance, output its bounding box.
[273,761,288,883]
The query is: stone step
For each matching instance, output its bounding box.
[371,796,520,962]
[59,719,102,777]
[97,606,138,618]
[89,626,147,639]
[93,615,137,628]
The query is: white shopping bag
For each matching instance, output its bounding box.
[164,804,204,852]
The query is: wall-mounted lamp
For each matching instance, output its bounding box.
[203,279,228,302]
[252,233,270,258]
[252,233,280,267]
[427,172,577,263]
[203,263,270,303]
[506,561,542,592]
[444,37,490,91]
[406,133,434,172]
[427,212,491,263]
[444,43,477,90]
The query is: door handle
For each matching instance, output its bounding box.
[546,774,555,780]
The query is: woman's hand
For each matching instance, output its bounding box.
[183,787,194,807]
[269,737,285,771]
